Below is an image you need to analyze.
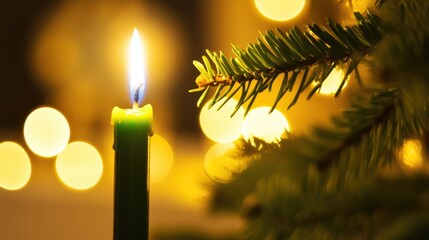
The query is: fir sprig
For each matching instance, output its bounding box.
[191,11,384,115]
[246,172,429,239]
[196,0,429,239]
[208,87,410,213]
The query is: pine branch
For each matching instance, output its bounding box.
[209,136,429,238]
[191,11,384,114]
[206,0,429,195]
[208,87,407,211]
[301,89,399,173]
[245,172,429,239]
[199,0,429,239]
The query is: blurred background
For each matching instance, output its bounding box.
[0,0,366,239]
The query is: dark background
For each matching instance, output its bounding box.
[0,0,206,135]
[0,0,48,129]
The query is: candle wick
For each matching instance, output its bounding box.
[133,101,139,110]
[133,82,145,108]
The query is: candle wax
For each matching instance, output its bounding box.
[112,104,153,240]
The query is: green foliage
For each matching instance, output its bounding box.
[192,0,429,239]
[209,138,429,239]
[191,11,384,115]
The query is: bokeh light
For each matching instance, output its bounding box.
[204,143,246,183]
[399,139,423,168]
[199,99,245,143]
[318,68,348,95]
[255,0,306,21]
[24,107,70,158]
[242,107,290,143]
[0,142,32,191]
[150,134,174,183]
[351,0,372,12]
[55,141,103,190]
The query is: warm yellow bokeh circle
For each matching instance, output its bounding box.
[204,143,245,183]
[255,0,306,21]
[319,68,348,95]
[0,142,32,190]
[55,141,103,190]
[399,139,423,168]
[199,99,245,143]
[150,134,174,183]
[242,107,290,143]
[24,107,70,158]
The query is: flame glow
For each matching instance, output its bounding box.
[128,28,146,105]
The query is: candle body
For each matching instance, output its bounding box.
[112,104,153,240]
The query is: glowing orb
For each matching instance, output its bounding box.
[255,0,306,21]
[199,99,245,143]
[399,139,423,168]
[24,107,70,158]
[242,107,290,143]
[55,141,103,190]
[204,143,246,183]
[319,68,348,95]
[0,142,32,190]
[150,134,174,183]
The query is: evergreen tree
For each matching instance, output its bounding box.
[191,0,429,239]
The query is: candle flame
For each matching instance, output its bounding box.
[128,28,146,106]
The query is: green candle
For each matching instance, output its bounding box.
[111,28,152,239]
[112,104,153,239]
